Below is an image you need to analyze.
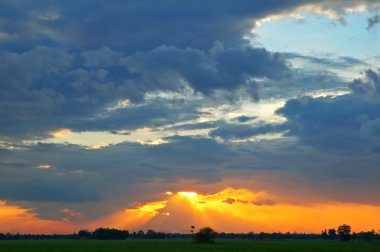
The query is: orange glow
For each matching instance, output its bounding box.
[2,188,380,234]
[87,200,167,231]
[91,188,380,233]
[131,200,167,216]
[0,201,77,234]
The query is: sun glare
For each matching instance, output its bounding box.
[177,192,197,198]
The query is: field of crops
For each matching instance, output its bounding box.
[0,239,380,252]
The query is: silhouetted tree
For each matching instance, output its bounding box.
[146,229,157,239]
[338,224,351,241]
[321,229,328,240]
[77,230,92,239]
[328,228,337,240]
[256,232,266,240]
[136,230,145,238]
[193,227,218,244]
[247,232,255,239]
[356,230,376,241]
[92,228,129,240]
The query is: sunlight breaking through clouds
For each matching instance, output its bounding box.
[85,188,380,233]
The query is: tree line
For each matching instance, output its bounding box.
[0,225,379,241]
[321,224,379,242]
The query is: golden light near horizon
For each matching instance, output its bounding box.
[92,187,380,233]
[0,201,77,234]
[177,192,197,198]
[2,187,380,234]
[130,201,167,216]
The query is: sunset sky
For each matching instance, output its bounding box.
[1,0,380,234]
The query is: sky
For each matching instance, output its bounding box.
[1,0,380,234]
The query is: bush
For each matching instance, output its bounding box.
[193,227,218,244]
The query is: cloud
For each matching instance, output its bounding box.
[250,69,376,152]
[0,136,235,203]
[122,43,290,97]
[209,122,280,140]
[222,198,236,204]
[252,197,277,206]
[367,14,380,30]
[1,0,379,51]
[79,47,123,69]
[0,41,291,142]
[89,188,380,233]
[1,131,380,224]
[0,201,77,234]
[0,137,236,220]
[283,53,368,69]
[277,95,380,152]
[232,116,257,123]
[66,100,203,132]
[0,178,100,203]
[349,69,380,96]
[0,0,377,143]
[169,121,220,131]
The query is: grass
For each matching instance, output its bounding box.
[0,239,380,252]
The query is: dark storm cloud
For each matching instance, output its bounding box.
[276,70,380,153]
[277,95,380,152]
[0,0,377,141]
[1,0,378,51]
[0,178,100,203]
[0,43,289,140]
[0,46,133,139]
[0,137,236,199]
[0,0,335,51]
[206,69,380,152]
[0,137,240,218]
[122,44,290,96]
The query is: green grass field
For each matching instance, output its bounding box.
[0,239,380,252]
